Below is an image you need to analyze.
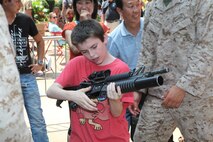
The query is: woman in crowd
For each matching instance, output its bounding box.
[62,0,109,60]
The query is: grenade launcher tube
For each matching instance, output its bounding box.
[102,75,164,93]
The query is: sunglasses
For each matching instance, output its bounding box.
[52,16,57,19]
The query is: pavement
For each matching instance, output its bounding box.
[24,40,70,142]
[24,41,182,142]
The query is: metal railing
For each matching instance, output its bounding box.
[30,35,69,93]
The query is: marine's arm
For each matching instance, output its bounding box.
[137,2,157,71]
[163,1,213,108]
[135,2,157,104]
[175,1,213,97]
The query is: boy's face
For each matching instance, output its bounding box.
[77,36,108,65]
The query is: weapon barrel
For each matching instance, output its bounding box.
[116,76,163,93]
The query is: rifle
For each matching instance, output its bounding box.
[56,66,169,110]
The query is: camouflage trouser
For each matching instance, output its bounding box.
[133,94,213,142]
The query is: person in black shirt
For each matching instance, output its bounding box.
[101,0,120,32]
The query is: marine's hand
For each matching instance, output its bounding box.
[73,86,98,111]
[162,85,186,108]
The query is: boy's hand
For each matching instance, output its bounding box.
[107,82,122,101]
[73,86,98,111]
[107,83,123,117]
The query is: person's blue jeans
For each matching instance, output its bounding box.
[20,74,49,142]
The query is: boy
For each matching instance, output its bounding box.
[46,19,133,142]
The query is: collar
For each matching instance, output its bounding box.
[120,18,143,37]
[155,0,184,11]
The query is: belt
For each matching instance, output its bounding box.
[106,19,119,23]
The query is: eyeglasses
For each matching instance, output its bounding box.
[52,16,57,19]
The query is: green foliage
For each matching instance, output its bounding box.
[32,0,49,23]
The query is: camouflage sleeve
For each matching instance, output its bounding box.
[0,6,33,142]
[137,2,157,72]
[176,0,213,96]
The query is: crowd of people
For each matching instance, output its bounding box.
[1,0,213,142]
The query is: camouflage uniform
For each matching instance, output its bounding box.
[134,0,213,141]
[0,6,33,142]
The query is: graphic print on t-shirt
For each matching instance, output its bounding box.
[76,99,110,130]
[10,25,29,68]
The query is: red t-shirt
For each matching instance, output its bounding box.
[62,21,109,60]
[56,56,133,142]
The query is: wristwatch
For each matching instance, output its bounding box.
[38,60,44,65]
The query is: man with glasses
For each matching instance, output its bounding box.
[48,12,63,32]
